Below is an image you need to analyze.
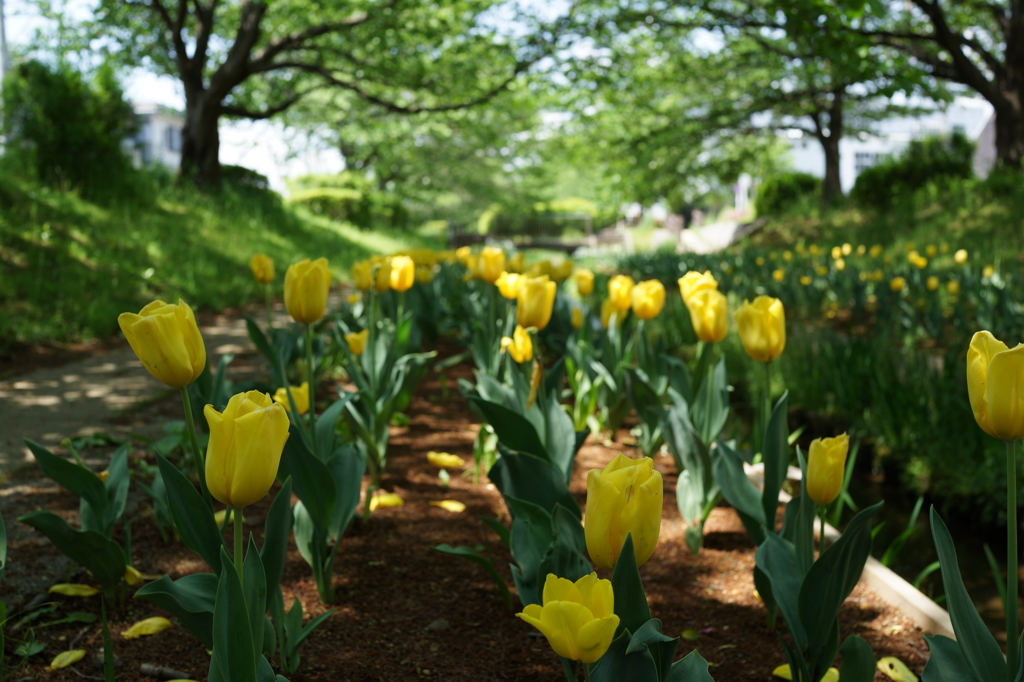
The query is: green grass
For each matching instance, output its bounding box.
[0,171,444,346]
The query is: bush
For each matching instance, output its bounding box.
[755,172,821,215]
[287,172,411,229]
[851,131,974,209]
[2,60,139,202]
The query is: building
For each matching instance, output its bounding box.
[131,102,185,170]
[785,97,996,194]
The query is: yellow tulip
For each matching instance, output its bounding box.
[575,268,595,296]
[686,289,728,343]
[350,261,373,291]
[213,508,242,527]
[967,331,1024,441]
[476,246,506,283]
[551,260,574,282]
[954,249,968,264]
[890,277,907,292]
[984,265,996,278]
[516,275,557,330]
[455,246,472,264]
[273,382,310,415]
[375,259,392,292]
[783,250,793,261]
[249,253,275,284]
[835,258,846,271]
[631,280,665,320]
[870,245,883,258]
[608,275,635,311]
[678,271,718,306]
[529,260,553,278]
[284,258,331,324]
[415,265,434,285]
[122,616,173,639]
[501,325,533,363]
[756,256,765,266]
[345,329,369,355]
[584,454,663,570]
[571,307,584,329]
[808,244,821,256]
[947,280,961,295]
[806,434,849,506]
[926,276,939,292]
[390,255,415,292]
[601,297,626,329]
[831,246,842,260]
[925,244,937,257]
[204,391,290,509]
[347,293,361,306]
[119,299,207,388]
[772,268,785,282]
[517,573,620,663]
[842,243,853,256]
[857,245,866,256]
[817,265,828,277]
[427,451,465,469]
[495,271,522,300]
[734,296,786,363]
[800,276,812,286]
[507,251,525,273]
[49,650,87,670]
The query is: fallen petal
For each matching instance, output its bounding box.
[878,657,918,682]
[429,500,466,513]
[122,617,173,639]
[427,451,466,469]
[369,492,404,511]
[49,584,99,597]
[50,649,87,670]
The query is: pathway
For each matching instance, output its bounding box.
[677,217,766,254]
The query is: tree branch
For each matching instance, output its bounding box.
[220,90,319,119]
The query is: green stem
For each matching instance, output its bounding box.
[560,658,576,682]
[1008,439,1019,682]
[819,507,826,558]
[234,506,244,586]
[179,387,211,508]
[704,345,715,441]
[264,285,272,330]
[583,662,592,682]
[306,324,317,439]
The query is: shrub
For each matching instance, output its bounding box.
[851,131,974,209]
[287,172,410,229]
[2,60,139,202]
[755,172,821,216]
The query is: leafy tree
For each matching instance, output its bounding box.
[93,0,574,186]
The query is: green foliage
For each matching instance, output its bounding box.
[286,173,409,230]
[851,132,975,209]
[2,60,138,202]
[756,172,822,216]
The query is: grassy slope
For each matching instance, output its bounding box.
[0,173,445,345]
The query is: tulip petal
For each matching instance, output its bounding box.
[121,307,194,387]
[176,300,207,384]
[50,649,87,670]
[543,574,584,605]
[878,656,919,682]
[985,344,1024,441]
[584,470,626,570]
[370,492,404,510]
[227,403,289,508]
[574,573,614,619]
[576,614,620,663]
[429,500,466,513]
[537,600,595,661]
[122,616,173,639]
[48,583,99,597]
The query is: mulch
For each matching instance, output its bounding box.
[2,352,931,681]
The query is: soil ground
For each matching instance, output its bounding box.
[0,341,932,682]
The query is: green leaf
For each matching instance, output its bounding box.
[930,507,1006,682]
[921,633,979,682]
[260,479,294,593]
[666,650,715,682]
[488,450,580,519]
[155,453,222,573]
[26,439,107,533]
[838,634,877,682]
[470,397,549,460]
[545,391,578,484]
[611,534,652,638]
[433,545,512,609]
[325,446,365,541]
[103,445,131,534]
[590,629,657,682]
[277,429,336,530]
[713,439,767,542]
[315,395,354,460]
[291,501,315,568]
[212,548,256,682]
[691,357,729,444]
[134,573,217,648]
[18,511,125,591]
[244,536,268,669]
[754,533,807,650]
[626,619,680,681]
[761,392,790,532]
[480,516,510,549]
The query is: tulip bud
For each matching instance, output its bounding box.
[575,268,594,296]
[507,251,525,273]
[967,331,1024,441]
[678,270,718,306]
[500,325,533,363]
[516,275,557,330]
[601,297,625,329]
[890,277,906,292]
[204,391,290,508]
[249,253,275,284]
[119,299,207,388]
[734,296,786,363]
[345,329,369,355]
[455,246,472,264]
[495,271,522,300]
[631,280,665,320]
[351,260,373,292]
[390,255,415,292]
[806,434,849,506]
[584,454,663,570]
[551,260,574,282]
[947,280,960,295]
[273,382,310,415]
[984,265,995,278]
[475,247,506,283]
[927,276,939,292]
[284,258,331,324]
[517,573,620,663]
[571,307,583,329]
[954,249,968,264]
[607,275,635,311]
[686,289,728,343]
[870,245,883,258]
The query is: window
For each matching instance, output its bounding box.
[164,126,182,152]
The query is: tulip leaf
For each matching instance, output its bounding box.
[545,391,578,484]
[26,439,107,533]
[930,507,1006,682]
[278,430,336,531]
[480,516,511,549]
[611,534,652,638]
[550,504,587,556]
[664,356,692,404]
[713,439,767,544]
[538,539,592,590]
[103,445,131,534]
[691,357,729,445]
[212,548,257,682]
[590,629,659,682]
[761,391,790,533]
[626,619,680,681]
[799,501,882,667]
[838,635,876,682]
[19,511,126,591]
[315,395,354,460]
[921,633,978,682]
[433,544,513,610]
[470,398,549,461]
[489,450,580,519]
[326,446,366,542]
[754,533,807,650]
[257,654,278,682]
[260,479,293,595]
[155,453,222,574]
[244,537,268,669]
[134,573,217,648]
[291,501,316,568]
[666,650,714,682]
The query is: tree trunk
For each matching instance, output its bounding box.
[821,135,842,204]
[993,97,1024,169]
[179,91,222,187]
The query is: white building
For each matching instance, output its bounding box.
[785,97,996,194]
[131,102,185,170]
